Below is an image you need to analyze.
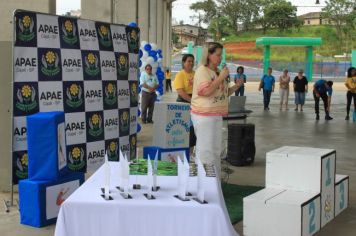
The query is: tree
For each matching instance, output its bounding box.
[190,0,218,25]
[264,0,300,32]
[208,15,232,41]
[322,0,356,37]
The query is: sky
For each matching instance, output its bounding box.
[56,0,327,25]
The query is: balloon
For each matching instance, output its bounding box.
[128,22,137,27]
[140,41,148,48]
[157,49,162,54]
[144,44,152,52]
[137,109,141,117]
[157,58,162,63]
[146,56,154,65]
[137,124,142,133]
[138,60,142,67]
[149,50,157,57]
[151,43,157,51]
[153,55,158,62]
[139,49,143,58]
[142,50,148,59]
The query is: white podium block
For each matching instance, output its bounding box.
[152,102,190,148]
[266,146,336,227]
[244,188,321,236]
[334,175,349,217]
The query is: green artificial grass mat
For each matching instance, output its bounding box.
[222,183,263,224]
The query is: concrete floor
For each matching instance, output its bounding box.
[1,83,355,236]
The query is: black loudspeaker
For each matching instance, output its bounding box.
[227,124,255,166]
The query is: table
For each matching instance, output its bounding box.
[55,162,238,236]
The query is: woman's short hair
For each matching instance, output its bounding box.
[347,67,355,78]
[237,66,244,73]
[200,42,224,66]
[182,54,195,68]
[145,64,152,70]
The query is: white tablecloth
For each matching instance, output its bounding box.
[55,162,238,236]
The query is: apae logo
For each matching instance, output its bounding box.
[14,126,27,142]
[67,146,85,171]
[88,113,103,137]
[16,153,28,179]
[127,28,139,52]
[17,15,35,42]
[16,84,37,112]
[130,136,136,159]
[130,82,138,105]
[112,32,126,42]
[62,20,78,45]
[104,82,117,105]
[15,56,36,73]
[65,121,85,136]
[98,25,112,48]
[88,149,105,161]
[40,90,62,106]
[66,83,83,108]
[41,50,61,77]
[107,141,119,161]
[117,54,128,77]
[120,111,130,134]
[84,53,100,77]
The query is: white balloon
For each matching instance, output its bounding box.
[142,50,149,59]
[146,56,154,65]
[151,43,157,51]
[152,62,158,68]
[157,58,162,63]
[140,41,148,47]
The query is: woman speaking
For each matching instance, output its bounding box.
[191,42,243,175]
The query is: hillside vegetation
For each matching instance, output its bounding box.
[223,25,355,62]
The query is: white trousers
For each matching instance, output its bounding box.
[191,113,222,176]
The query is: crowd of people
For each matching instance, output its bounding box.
[139,42,355,175]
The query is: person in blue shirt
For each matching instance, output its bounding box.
[140,64,159,124]
[234,66,247,96]
[313,79,333,120]
[258,67,275,110]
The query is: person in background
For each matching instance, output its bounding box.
[165,69,172,92]
[293,69,308,112]
[345,67,356,120]
[313,79,333,120]
[279,69,290,110]
[173,54,195,103]
[140,64,159,124]
[173,54,196,151]
[191,42,243,176]
[259,67,275,110]
[234,66,246,96]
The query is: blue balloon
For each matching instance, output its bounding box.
[139,49,143,58]
[137,123,142,133]
[128,22,137,27]
[149,50,157,57]
[144,44,151,52]
[137,110,141,117]
[157,67,162,72]
[138,86,141,93]
[157,49,162,54]
[153,55,158,62]
[139,60,142,67]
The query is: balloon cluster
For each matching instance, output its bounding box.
[138,41,164,101]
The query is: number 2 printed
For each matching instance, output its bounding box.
[309,201,316,234]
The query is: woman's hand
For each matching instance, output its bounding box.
[219,67,230,82]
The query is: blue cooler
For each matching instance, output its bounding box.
[27,112,68,181]
[19,172,84,227]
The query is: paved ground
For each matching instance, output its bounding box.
[1,83,355,236]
